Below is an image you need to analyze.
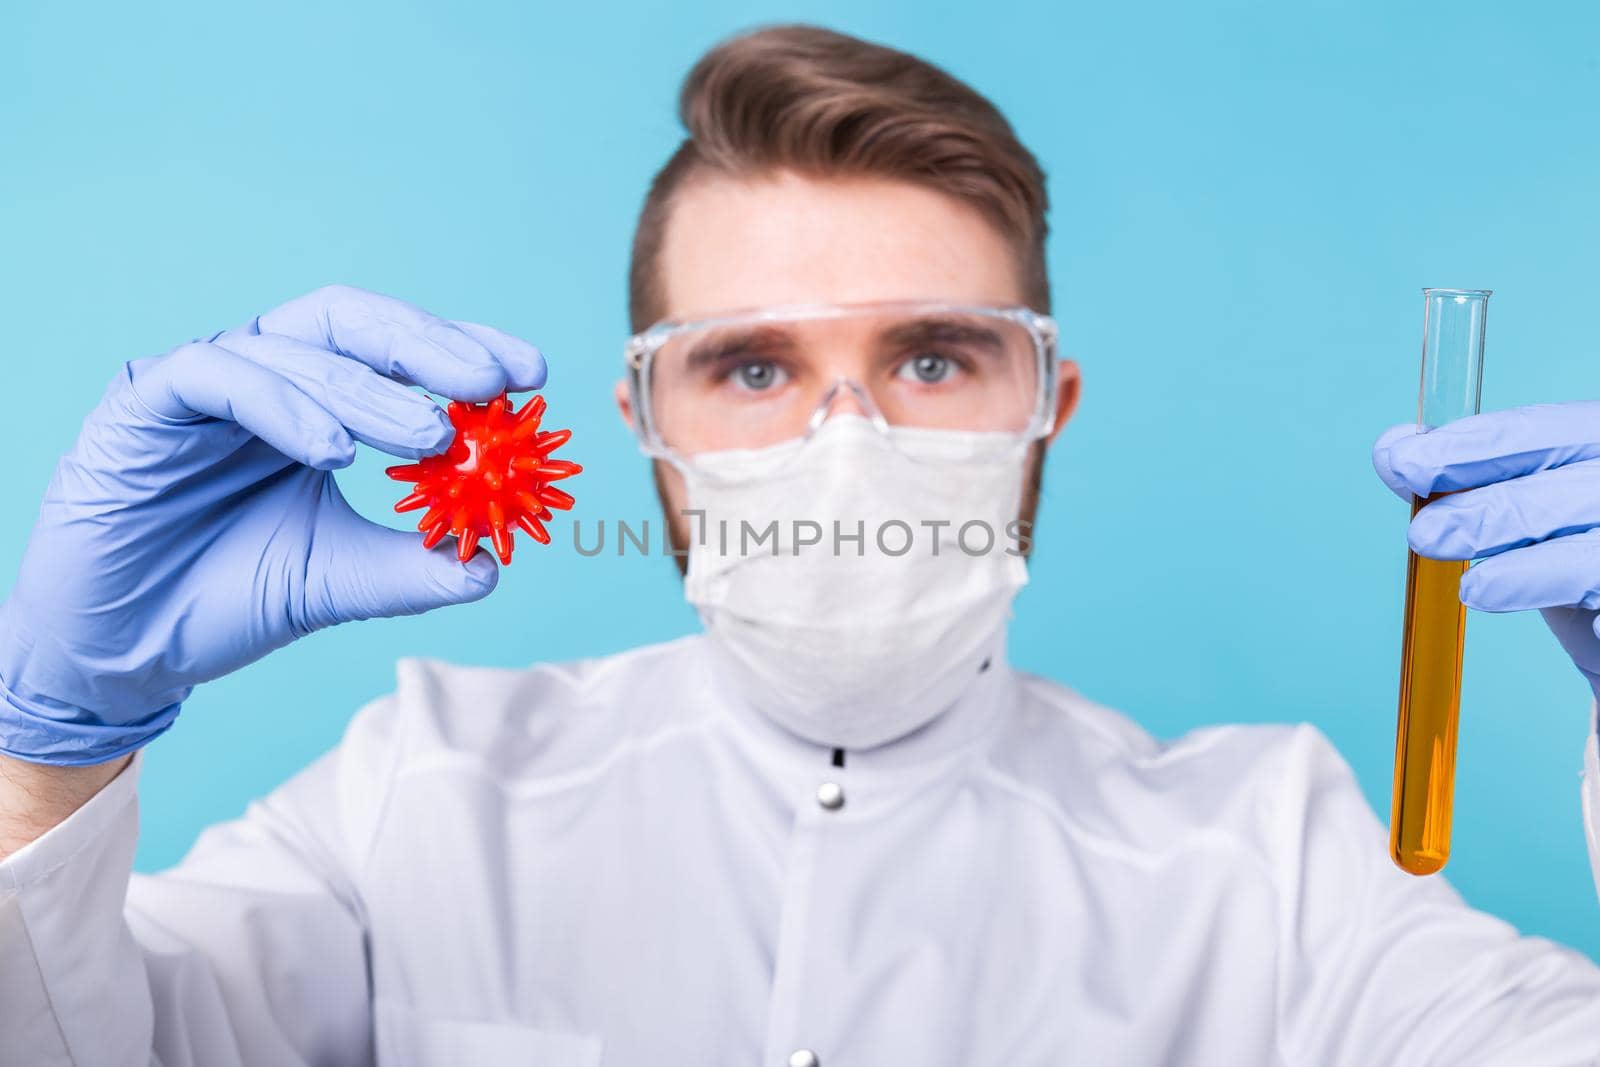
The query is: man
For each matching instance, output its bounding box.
[2,23,1599,1066]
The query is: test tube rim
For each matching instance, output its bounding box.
[1421,287,1493,299]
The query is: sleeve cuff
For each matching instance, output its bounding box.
[0,751,141,897]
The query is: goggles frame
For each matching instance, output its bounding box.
[623,299,1060,464]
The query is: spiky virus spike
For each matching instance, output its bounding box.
[531,428,572,452]
[535,460,582,480]
[515,512,551,545]
[515,394,546,423]
[538,486,575,511]
[384,392,582,565]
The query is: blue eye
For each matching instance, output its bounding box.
[733,361,786,391]
[900,352,954,384]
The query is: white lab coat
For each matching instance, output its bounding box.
[3,631,1599,1066]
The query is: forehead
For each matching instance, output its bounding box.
[657,169,1025,321]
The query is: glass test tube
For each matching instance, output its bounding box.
[1389,288,1490,876]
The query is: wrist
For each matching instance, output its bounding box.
[0,751,131,861]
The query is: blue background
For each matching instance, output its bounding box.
[4,1,1597,959]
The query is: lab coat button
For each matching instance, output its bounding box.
[816,782,845,810]
[788,1050,820,1067]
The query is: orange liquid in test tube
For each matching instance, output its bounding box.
[1386,288,1489,876]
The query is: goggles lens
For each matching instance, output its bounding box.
[634,305,1051,458]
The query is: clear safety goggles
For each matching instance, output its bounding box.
[624,299,1059,468]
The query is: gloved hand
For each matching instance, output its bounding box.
[1372,401,1600,704]
[0,285,547,765]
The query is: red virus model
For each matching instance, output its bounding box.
[385,392,581,565]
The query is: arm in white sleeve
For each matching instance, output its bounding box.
[0,695,401,1067]
[1272,726,1600,1065]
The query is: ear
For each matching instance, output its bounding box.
[1045,359,1081,445]
[614,379,635,433]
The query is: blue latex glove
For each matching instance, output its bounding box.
[1372,402,1600,704]
[0,286,547,765]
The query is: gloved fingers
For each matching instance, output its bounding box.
[255,285,545,400]
[1372,423,1421,501]
[1538,606,1600,686]
[1372,401,1600,499]
[1408,457,1600,561]
[131,342,357,470]
[1457,528,1600,613]
[213,331,453,459]
[448,320,548,390]
[301,482,498,630]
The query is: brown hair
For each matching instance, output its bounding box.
[628,23,1051,330]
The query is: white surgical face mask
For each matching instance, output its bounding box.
[678,416,1031,750]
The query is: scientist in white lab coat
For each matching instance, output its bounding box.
[4,23,1600,1067]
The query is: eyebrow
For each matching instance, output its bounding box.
[681,326,799,372]
[877,317,1007,357]
[677,315,1009,372]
